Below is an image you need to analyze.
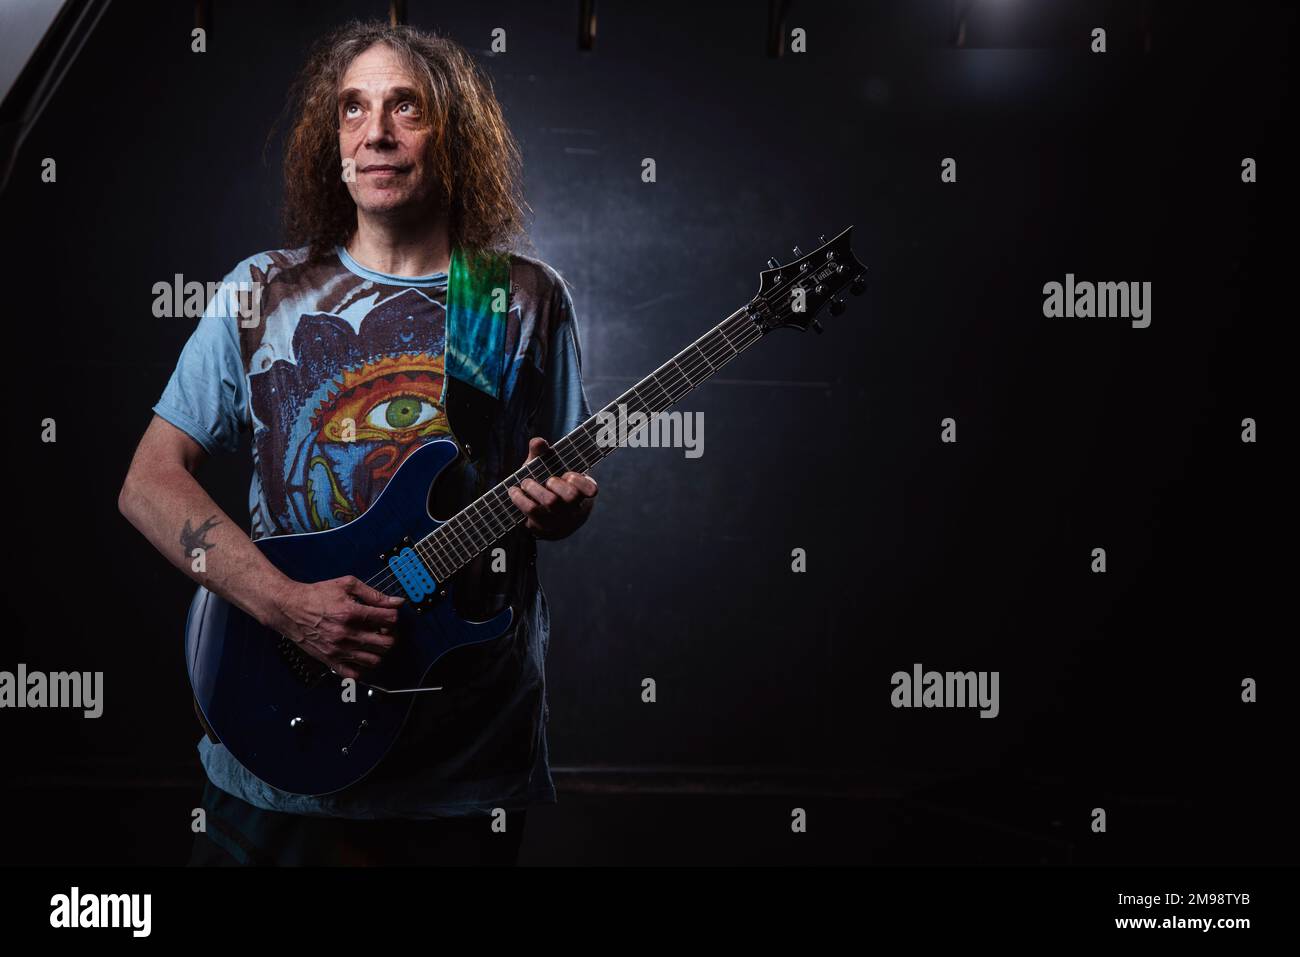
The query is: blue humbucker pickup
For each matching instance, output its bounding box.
[387,547,437,602]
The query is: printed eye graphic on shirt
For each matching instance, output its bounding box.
[317,353,450,443]
[368,394,439,431]
[249,290,453,533]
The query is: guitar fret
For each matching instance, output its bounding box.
[691,344,715,376]
[417,538,449,581]
[446,515,473,560]
[415,305,762,585]
[671,357,695,388]
[488,487,513,522]
[646,372,668,409]
[465,502,490,550]
[563,431,596,472]
[477,499,501,540]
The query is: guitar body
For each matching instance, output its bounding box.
[185,437,514,797]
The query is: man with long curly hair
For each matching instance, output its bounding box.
[118,21,597,865]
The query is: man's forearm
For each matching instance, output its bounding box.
[118,465,290,627]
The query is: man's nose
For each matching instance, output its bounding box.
[364,111,396,148]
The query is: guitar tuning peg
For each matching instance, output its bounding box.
[766,257,781,269]
[850,274,866,295]
[811,319,824,334]
[818,234,827,245]
[829,298,846,316]
[792,245,803,257]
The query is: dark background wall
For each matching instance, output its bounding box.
[0,0,1291,864]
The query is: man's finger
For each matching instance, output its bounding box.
[349,604,401,628]
[345,577,406,607]
[544,476,581,505]
[342,631,397,655]
[520,478,558,511]
[523,436,550,465]
[508,485,541,516]
[561,472,598,497]
[336,648,384,670]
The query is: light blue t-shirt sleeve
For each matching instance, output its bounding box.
[152,268,249,455]
[532,280,593,443]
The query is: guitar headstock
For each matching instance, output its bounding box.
[749,226,868,334]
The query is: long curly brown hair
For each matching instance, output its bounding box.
[279,21,529,260]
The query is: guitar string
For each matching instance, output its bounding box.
[361,260,847,597]
[359,318,761,597]
[363,316,764,597]
[409,257,856,580]
[363,265,840,597]
[405,258,839,581]
[361,255,855,597]
[358,317,759,595]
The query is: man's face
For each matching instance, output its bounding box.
[337,43,437,218]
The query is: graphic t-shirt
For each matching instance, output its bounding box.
[153,244,591,819]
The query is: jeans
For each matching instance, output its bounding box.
[187,780,527,866]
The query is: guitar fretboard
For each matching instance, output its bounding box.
[413,305,763,581]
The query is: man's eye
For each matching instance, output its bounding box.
[398,102,417,114]
[344,104,361,116]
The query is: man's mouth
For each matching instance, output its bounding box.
[360,164,410,175]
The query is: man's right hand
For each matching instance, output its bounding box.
[269,576,406,680]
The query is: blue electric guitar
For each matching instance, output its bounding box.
[185,228,868,795]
